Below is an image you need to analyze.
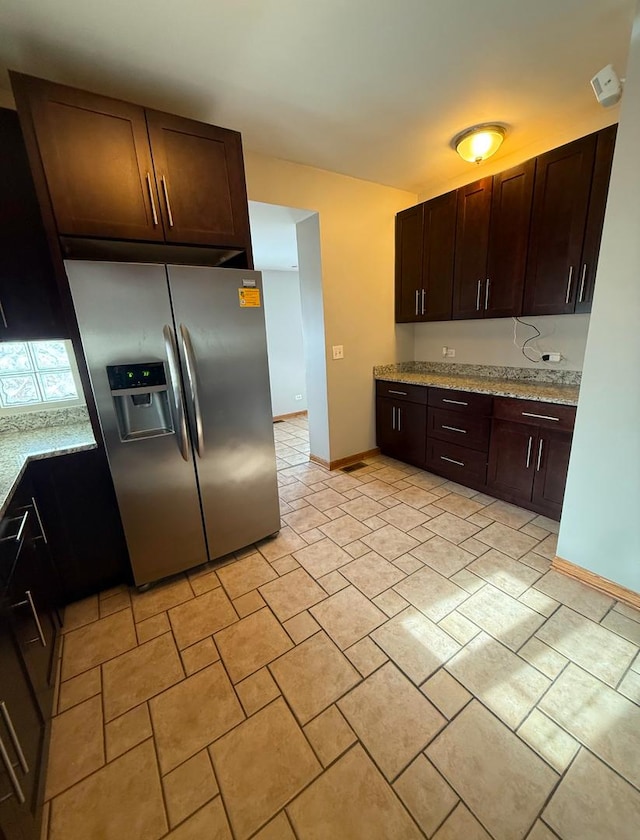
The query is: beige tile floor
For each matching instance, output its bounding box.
[43,415,640,840]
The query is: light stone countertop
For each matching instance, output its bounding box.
[374,365,579,406]
[0,420,97,517]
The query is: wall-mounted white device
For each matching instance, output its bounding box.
[590,64,623,108]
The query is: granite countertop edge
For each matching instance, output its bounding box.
[374,371,579,406]
[0,422,97,517]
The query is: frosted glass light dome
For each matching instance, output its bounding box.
[454,125,505,164]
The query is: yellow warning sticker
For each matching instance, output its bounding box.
[238,288,261,308]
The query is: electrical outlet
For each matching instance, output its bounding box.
[332,345,344,360]
[442,346,448,357]
[295,394,303,401]
[446,347,455,358]
[542,352,562,363]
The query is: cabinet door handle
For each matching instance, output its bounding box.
[11,591,46,648]
[578,263,587,302]
[161,175,175,228]
[476,279,482,311]
[0,703,28,774]
[536,439,544,471]
[30,496,48,544]
[442,425,466,434]
[441,456,464,467]
[145,173,159,226]
[392,406,396,430]
[565,265,574,304]
[442,398,468,406]
[415,290,419,316]
[0,734,25,805]
[388,390,407,396]
[0,298,7,329]
[397,408,402,432]
[521,412,560,422]
[421,289,426,315]
[526,435,533,468]
[485,278,490,310]
[0,510,28,543]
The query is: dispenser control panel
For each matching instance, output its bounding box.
[107,362,166,391]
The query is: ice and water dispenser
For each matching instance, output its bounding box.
[107,362,174,441]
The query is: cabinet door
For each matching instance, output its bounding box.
[453,177,492,319]
[146,110,251,249]
[395,204,424,322]
[14,74,163,241]
[422,191,456,321]
[0,611,44,840]
[487,419,536,501]
[0,109,64,341]
[523,134,596,315]
[485,160,535,318]
[531,429,573,520]
[376,398,426,467]
[575,125,617,313]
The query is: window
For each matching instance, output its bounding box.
[0,340,82,409]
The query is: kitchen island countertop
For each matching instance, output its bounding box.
[0,419,96,517]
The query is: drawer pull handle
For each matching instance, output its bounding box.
[0,703,28,774]
[388,390,408,396]
[442,398,468,406]
[536,439,544,472]
[0,734,25,805]
[526,435,533,468]
[11,591,47,648]
[0,510,29,543]
[441,425,466,434]
[440,456,465,467]
[521,412,560,422]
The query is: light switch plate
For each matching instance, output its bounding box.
[332,345,344,360]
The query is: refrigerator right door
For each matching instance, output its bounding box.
[167,266,281,559]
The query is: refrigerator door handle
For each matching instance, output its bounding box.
[163,324,190,461]
[179,324,205,458]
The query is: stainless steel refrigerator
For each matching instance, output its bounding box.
[66,261,281,586]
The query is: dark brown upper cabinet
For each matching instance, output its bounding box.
[10,72,252,256]
[422,191,456,321]
[485,159,535,318]
[0,108,65,340]
[14,75,163,242]
[145,110,251,248]
[523,134,597,315]
[396,193,456,323]
[395,203,425,322]
[575,124,617,313]
[452,177,492,319]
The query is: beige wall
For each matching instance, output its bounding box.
[244,151,416,461]
[558,11,640,593]
[414,315,590,371]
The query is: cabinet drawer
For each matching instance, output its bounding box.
[426,438,488,485]
[428,407,490,452]
[428,387,493,415]
[376,380,429,404]
[493,397,576,431]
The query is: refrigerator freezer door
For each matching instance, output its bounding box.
[168,266,281,559]
[65,260,208,584]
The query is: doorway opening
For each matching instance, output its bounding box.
[248,201,329,470]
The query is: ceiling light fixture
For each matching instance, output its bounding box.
[453,124,506,164]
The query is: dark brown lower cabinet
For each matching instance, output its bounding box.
[487,420,573,520]
[376,397,426,467]
[0,608,46,840]
[376,382,575,521]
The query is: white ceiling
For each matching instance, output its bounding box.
[0,1,635,193]
[249,202,312,272]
